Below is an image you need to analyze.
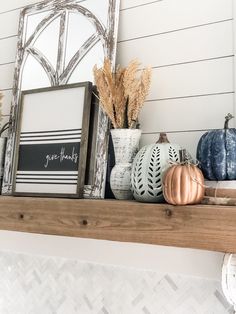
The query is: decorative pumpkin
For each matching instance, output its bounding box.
[131,133,181,202]
[197,113,236,180]
[163,149,205,205]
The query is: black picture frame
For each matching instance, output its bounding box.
[12,82,92,198]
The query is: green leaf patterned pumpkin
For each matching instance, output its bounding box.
[131,133,181,202]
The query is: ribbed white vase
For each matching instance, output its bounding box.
[110,129,141,200]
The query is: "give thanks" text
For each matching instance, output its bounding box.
[44,146,78,168]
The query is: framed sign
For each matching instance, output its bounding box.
[13,82,92,198]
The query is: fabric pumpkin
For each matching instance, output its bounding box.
[197,113,236,180]
[163,149,205,205]
[131,133,181,202]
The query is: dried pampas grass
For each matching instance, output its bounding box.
[93,58,151,129]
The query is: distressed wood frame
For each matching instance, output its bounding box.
[2,0,120,198]
[13,82,92,198]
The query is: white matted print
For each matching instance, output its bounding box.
[13,82,92,198]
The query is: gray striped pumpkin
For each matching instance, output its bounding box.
[131,133,181,202]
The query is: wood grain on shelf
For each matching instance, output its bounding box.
[0,196,235,253]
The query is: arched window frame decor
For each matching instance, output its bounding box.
[2,0,120,198]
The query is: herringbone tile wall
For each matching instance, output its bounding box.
[0,251,232,314]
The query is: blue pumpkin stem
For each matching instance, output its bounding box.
[224,113,234,129]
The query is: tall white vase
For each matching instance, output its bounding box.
[110,129,141,200]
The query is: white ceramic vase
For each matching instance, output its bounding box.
[110,129,141,200]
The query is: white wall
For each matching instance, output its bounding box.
[118,0,234,157]
[0,0,234,154]
[0,0,234,294]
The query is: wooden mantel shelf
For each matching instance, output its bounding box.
[0,196,235,253]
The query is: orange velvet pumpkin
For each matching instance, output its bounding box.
[162,150,205,205]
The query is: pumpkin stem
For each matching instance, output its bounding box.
[224,113,234,129]
[179,149,187,164]
[156,132,170,144]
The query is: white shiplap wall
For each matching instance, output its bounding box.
[0,0,234,157]
[118,0,234,157]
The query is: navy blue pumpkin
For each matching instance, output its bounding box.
[197,113,236,180]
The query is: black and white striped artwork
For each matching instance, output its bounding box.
[13,82,92,197]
